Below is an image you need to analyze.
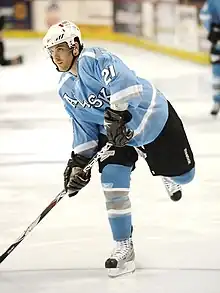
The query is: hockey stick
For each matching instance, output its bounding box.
[0,142,113,264]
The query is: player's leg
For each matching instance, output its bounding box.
[0,38,6,65]
[162,168,195,202]
[0,17,23,67]
[98,134,138,277]
[210,45,220,116]
[0,16,15,66]
[101,164,135,276]
[143,101,195,201]
[0,40,23,66]
[170,167,195,185]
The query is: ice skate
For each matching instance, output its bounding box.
[162,176,182,201]
[16,55,24,65]
[210,102,220,116]
[105,238,135,277]
[11,55,24,65]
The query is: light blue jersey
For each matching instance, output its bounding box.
[58,47,169,155]
[200,0,220,31]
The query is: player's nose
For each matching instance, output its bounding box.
[53,51,60,60]
[54,56,61,63]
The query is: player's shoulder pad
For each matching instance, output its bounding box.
[78,47,97,64]
[78,47,96,76]
[78,47,113,75]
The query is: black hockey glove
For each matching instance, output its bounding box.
[210,45,220,64]
[104,107,134,147]
[208,23,220,44]
[64,152,91,197]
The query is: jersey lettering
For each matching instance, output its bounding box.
[63,87,110,109]
[102,65,116,85]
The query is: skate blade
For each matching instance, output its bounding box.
[107,260,135,278]
[211,111,219,116]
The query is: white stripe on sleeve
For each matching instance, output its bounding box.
[110,85,143,105]
[133,82,157,137]
[200,14,211,21]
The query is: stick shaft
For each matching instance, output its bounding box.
[0,142,112,264]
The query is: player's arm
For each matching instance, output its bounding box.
[199,1,211,31]
[200,1,220,44]
[78,52,142,147]
[97,55,142,147]
[64,118,99,197]
[98,55,143,110]
[79,51,143,109]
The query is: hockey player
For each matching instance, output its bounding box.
[43,21,195,277]
[0,16,23,66]
[200,0,220,115]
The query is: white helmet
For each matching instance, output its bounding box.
[43,20,82,54]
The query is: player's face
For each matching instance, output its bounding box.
[49,42,73,71]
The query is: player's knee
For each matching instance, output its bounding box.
[105,191,131,218]
[171,167,195,185]
[101,164,132,217]
[212,73,220,101]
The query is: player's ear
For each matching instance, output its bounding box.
[73,42,79,56]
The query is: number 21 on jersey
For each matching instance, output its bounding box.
[102,65,116,85]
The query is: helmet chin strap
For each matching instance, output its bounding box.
[51,49,78,73]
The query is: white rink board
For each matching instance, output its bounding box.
[32,0,113,32]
